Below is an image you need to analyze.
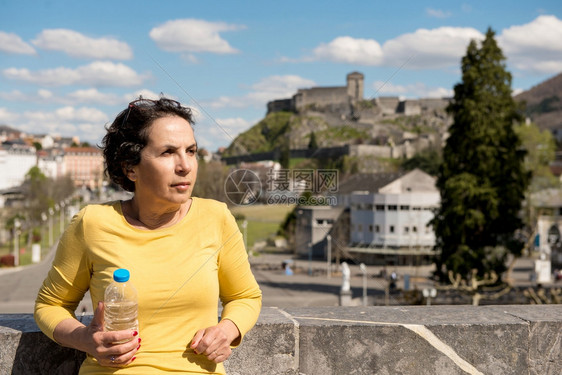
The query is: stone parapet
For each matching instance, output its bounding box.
[1,305,560,374]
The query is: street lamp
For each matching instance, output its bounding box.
[48,208,54,246]
[326,235,332,279]
[59,201,66,233]
[13,218,21,267]
[308,242,312,276]
[360,263,367,306]
[423,288,437,306]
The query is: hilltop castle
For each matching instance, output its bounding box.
[267,72,450,119]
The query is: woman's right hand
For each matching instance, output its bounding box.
[80,301,140,367]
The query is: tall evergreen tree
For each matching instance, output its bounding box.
[433,28,529,280]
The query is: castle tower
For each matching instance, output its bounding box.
[346,72,364,102]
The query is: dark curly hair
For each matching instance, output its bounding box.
[101,97,195,192]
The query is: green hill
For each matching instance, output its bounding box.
[223,111,370,157]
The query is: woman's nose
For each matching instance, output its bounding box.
[176,153,192,173]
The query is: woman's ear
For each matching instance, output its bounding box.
[123,164,136,181]
[127,169,137,182]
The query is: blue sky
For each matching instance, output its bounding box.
[1,0,561,152]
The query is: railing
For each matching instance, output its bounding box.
[1,305,561,374]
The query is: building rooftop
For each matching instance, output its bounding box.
[337,171,408,195]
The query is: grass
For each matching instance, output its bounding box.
[230,204,295,249]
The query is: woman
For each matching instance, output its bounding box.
[35,97,262,374]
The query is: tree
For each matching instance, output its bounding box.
[192,160,229,202]
[308,131,318,150]
[514,121,557,192]
[432,28,530,281]
[402,147,442,176]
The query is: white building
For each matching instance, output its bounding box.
[37,151,65,179]
[0,144,37,190]
[346,169,440,264]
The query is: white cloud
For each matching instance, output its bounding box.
[373,81,453,98]
[0,88,120,105]
[0,31,36,55]
[32,29,133,60]
[382,27,484,68]
[206,75,316,109]
[123,89,165,102]
[37,89,54,99]
[426,8,452,18]
[215,117,252,133]
[182,54,200,64]
[305,15,562,74]
[202,117,254,147]
[66,89,120,104]
[304,27,482,69]
[0,107,20,123]
[23,106,109,124]
[13,106,110,141]
[498,15,562,74]
[150,19,244,54]
[247,75,316,103]
[312,36,383,65]
[3,61,147,87]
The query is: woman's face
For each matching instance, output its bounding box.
[129,115,198,207]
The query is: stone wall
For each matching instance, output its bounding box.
[1,305,560,374]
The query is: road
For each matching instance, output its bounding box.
[0,243,547,314]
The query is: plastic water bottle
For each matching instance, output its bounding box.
[104,268,138,342]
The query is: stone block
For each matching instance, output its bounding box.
[486,305,562,375]
[284,306,535,375]
[0,314,84,374]
[225,307,298,375]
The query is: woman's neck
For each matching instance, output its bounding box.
[122,198,192,230]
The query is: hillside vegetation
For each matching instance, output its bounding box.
[223,108,447,158]
[515,72,562,132]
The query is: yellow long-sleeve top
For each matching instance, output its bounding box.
[35,197,262,374]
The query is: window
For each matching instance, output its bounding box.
[400,205,410,211]
[369,225,373,232]
[389,225,395,233]
[388,205,397,211]
[376,205,385,211]
[375,225,380,233]
[412,226,417,233]
[404,226,409,233]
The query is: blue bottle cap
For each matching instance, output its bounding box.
[113,268,130,282]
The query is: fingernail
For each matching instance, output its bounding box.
[138,338,141,343]
[133,331,138,336]
[137,344,141,350]
[132,356,136,362]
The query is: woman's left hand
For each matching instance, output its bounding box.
[190,319,240,363]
